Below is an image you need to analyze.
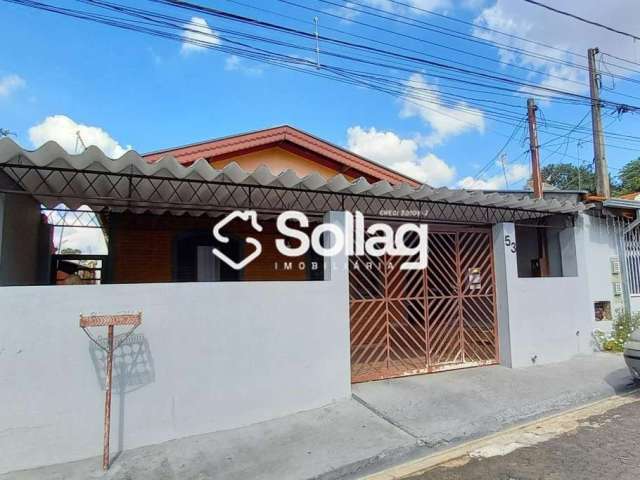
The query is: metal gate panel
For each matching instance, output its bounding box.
[349,226,498,383]
[427,296,461,366]
[458,231,498,365]
[387,298,427,375]
[427,232,462,369]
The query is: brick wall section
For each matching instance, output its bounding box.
[111,213,314,283]
[113,228,173,283]
[112,213,210,283]
[244,233,307,281]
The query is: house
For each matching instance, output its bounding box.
[0,126,633,473]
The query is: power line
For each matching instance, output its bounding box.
[32,0,640,113]
[4,0,524,130]
[276,0,594,93]
[316,0,640,87]
[520,0,640,41]
[383,0,584,61]
[7,0,640,151]
[385,0,639,82]
[469,119,526,183]
[150,0,640,107]
[317,0,586,70]
[74,0,623,110]
[599,50,640,70]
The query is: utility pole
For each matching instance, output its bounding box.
[588,47,610,198]
[527,98,543,199]
[527,98,549,277]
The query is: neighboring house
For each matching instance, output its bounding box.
[617,192,640,201]
[0,126,635,473]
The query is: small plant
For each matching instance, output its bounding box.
[594,310,640,352]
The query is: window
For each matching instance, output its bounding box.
[173,231,242,282]
[594,301,612,321]
[515,218,576,278]
[172,228,324,282]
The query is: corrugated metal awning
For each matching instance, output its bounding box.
[0,138,588,224]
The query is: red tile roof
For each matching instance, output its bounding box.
[143,125,419,186]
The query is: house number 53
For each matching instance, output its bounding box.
[504,235,517,253]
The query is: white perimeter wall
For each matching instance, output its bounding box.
[0,216,351,473]
[578,215,628,335]
[493,222,594,368]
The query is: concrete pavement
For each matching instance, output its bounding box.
[0,400,415,480]
[1,353,636,480]
[352,352,633,448]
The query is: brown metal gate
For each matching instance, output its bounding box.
[349,226,498,383]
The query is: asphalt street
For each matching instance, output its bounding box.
[407,399,640,480]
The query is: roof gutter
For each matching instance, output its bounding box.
[603,198,640,210]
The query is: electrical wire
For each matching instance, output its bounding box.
[6,0,640,151]
[314,0,640,87]
[383,0,584,61]
[520,0,640,41]
[149,0,640,107]
[274,0,595,93]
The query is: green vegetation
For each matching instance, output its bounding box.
[617,158,640,195]
[542,158,640,196]
[541,163,596,192]
[594,310,640,352]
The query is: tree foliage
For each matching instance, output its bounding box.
[618,158,640,195]
[540,163,596,193]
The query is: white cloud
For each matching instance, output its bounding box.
[457,161,529,190]
[0,74,25,98]
[401,73,485,147]
[181,16,220,55]
[50,206,107,254]
[462,0,487,9]
[57,226,108,255]
[326,2,363,23]
[224,55,263,76]
[28,115,131,158]
[330,0,450,22]
[225,55,241,71]
[473,0,640,96]
[408,0,451,9]
[347,126,456,186]
[363,0,450,13]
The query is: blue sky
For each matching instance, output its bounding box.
[1,0,640,194]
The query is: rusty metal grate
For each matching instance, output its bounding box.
[349,227,498,383]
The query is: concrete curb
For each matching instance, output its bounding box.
[356,389,640,480]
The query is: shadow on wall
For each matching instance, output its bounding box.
[88,333,155,462]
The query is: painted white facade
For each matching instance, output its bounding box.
[0,214,351,474]
[493,222,593,368]
[1,205,636,474]
[493,213,639,368]
[577,215,630,337]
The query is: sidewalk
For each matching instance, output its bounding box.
[2,353,635,480]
